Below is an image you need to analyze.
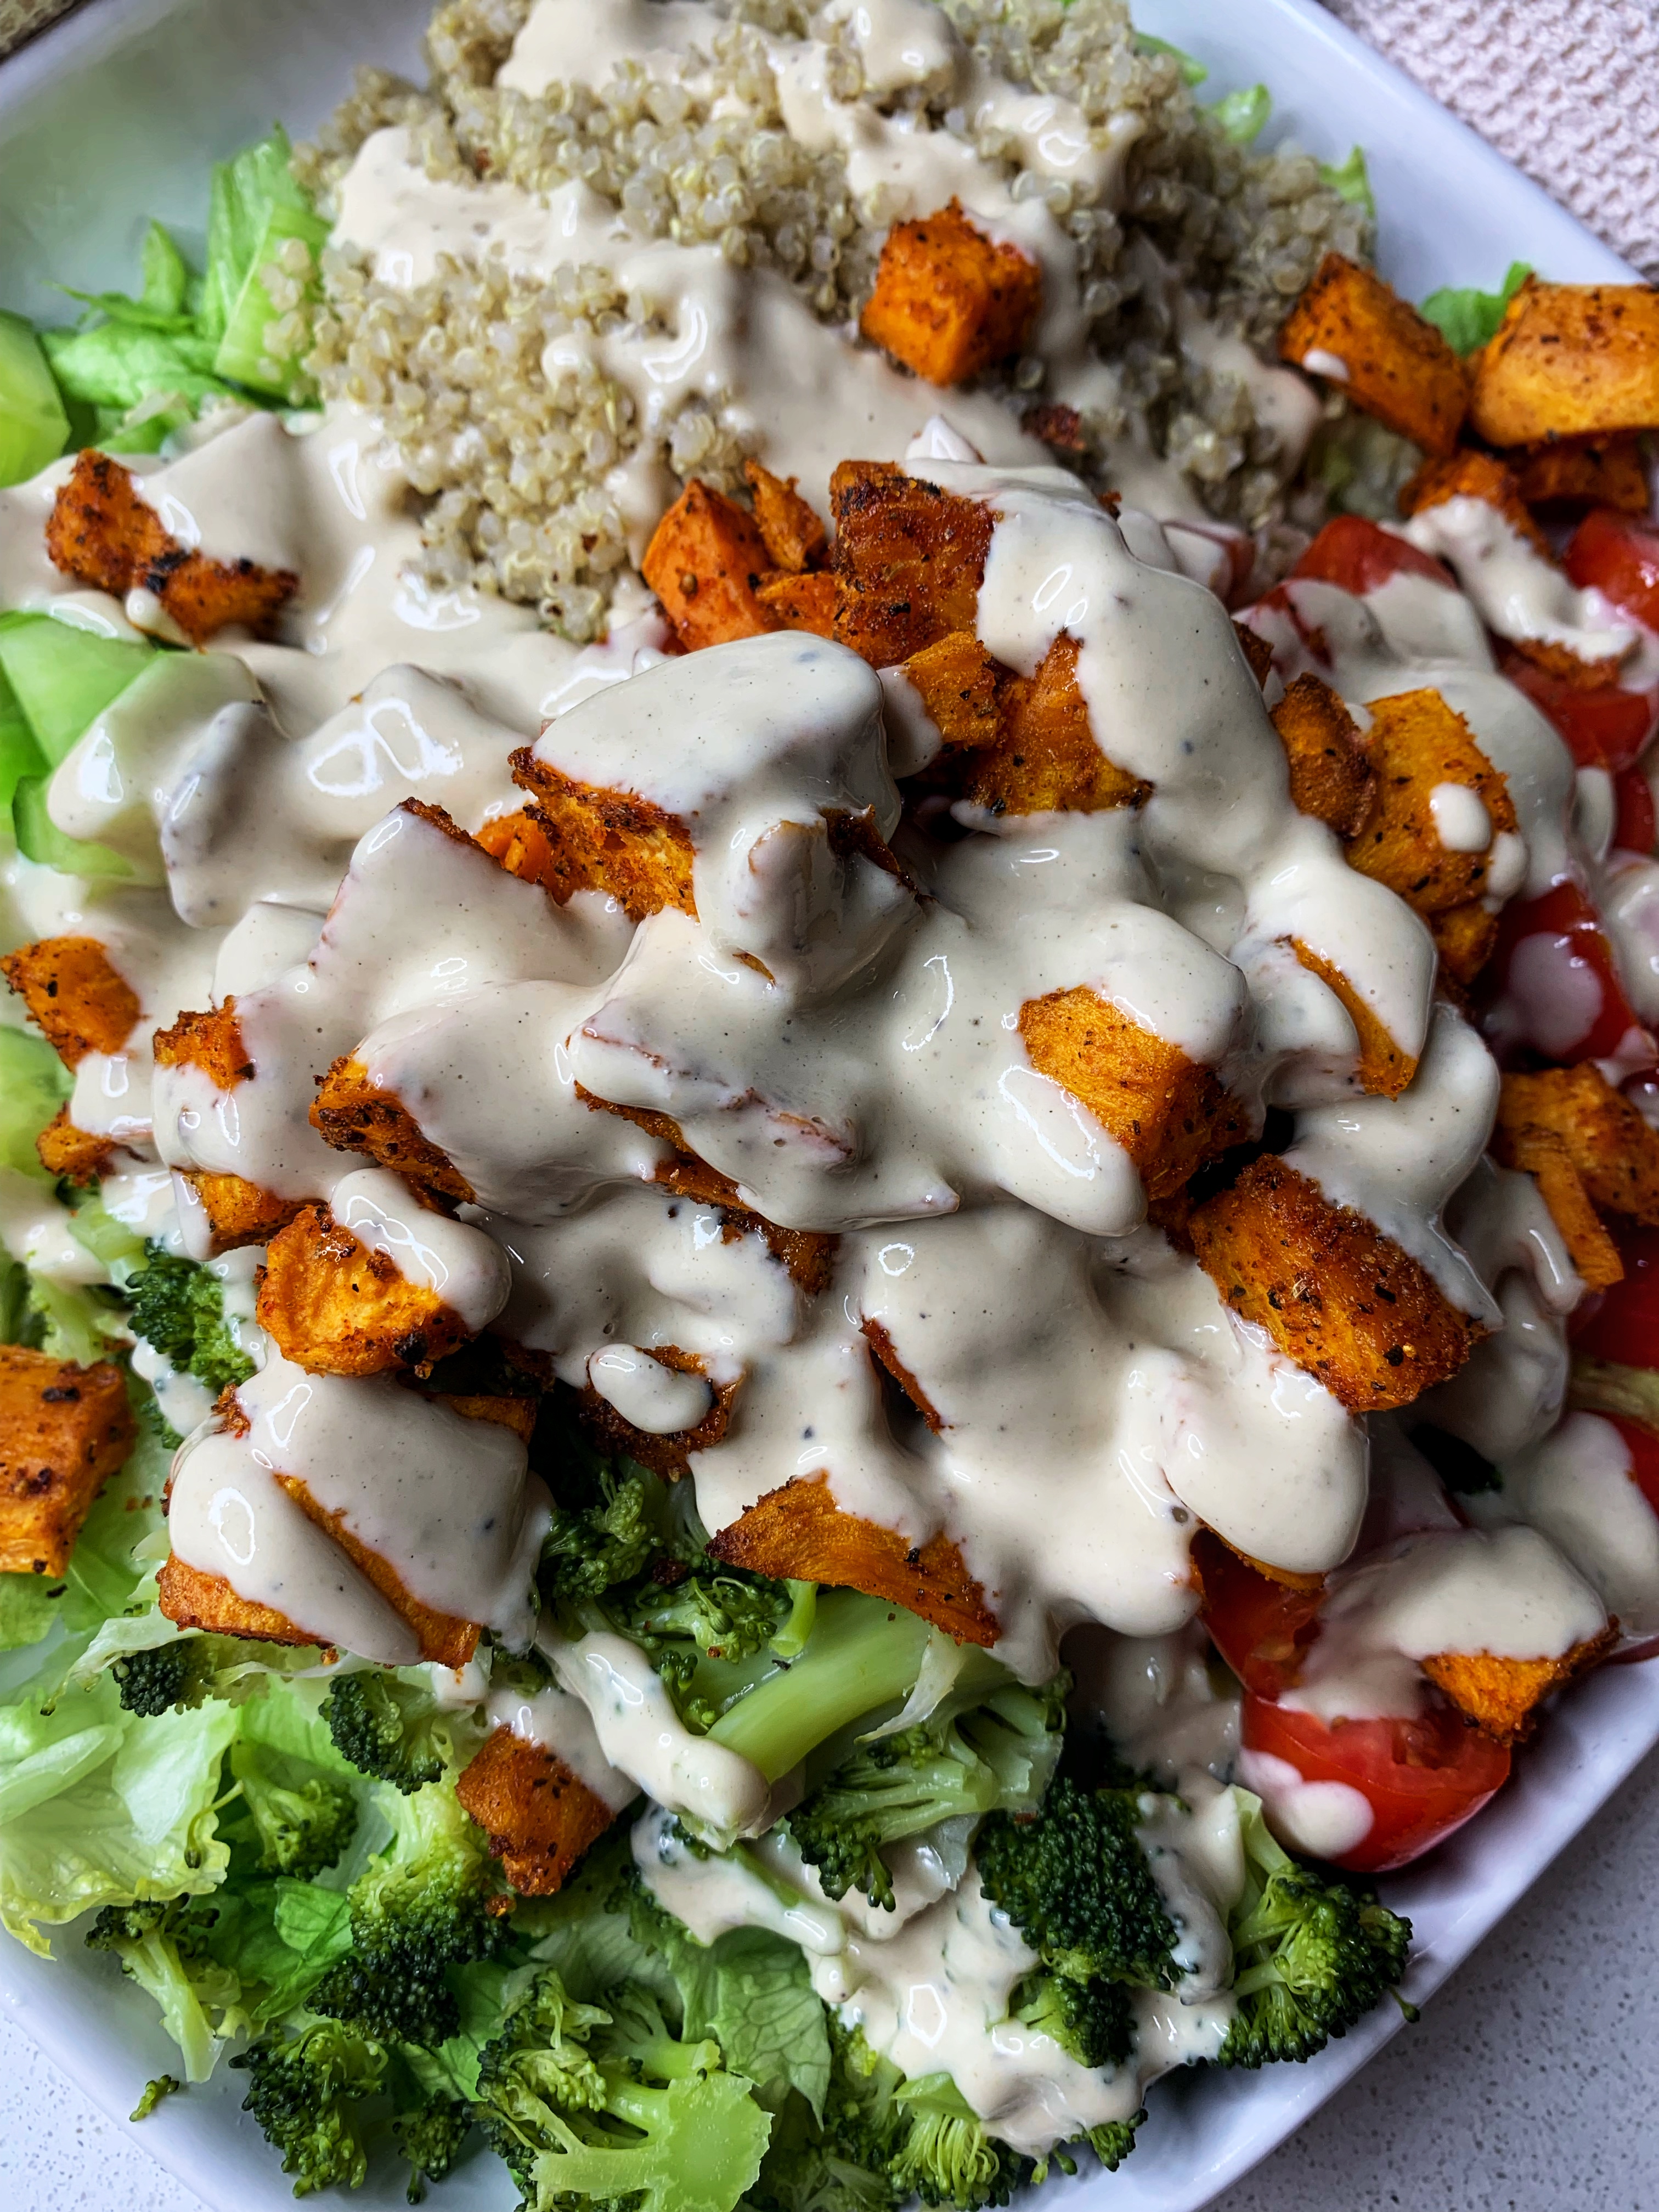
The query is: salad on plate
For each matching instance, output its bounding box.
[1,1,1658,2204]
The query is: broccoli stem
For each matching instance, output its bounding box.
[706,1592,931,1782]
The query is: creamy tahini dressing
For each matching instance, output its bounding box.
[4,0,1655,2148]
[169,1353,551,1650]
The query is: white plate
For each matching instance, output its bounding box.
[0,2,1651,2207]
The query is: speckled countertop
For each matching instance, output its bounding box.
[5,1741,1657,2211]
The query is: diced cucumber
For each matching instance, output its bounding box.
[0,614,152,768]
[213,200,330,400]
[0,310,70,489]
[12,774,134,880]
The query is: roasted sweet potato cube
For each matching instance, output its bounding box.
[437,1392,540,1443]
[256,1201,474,1378]
[1188,1155,1485,1410]
[180,1170,308,1251]
[831,462,994,667]
[572,1088,839,1294]
[1494,1063,1659,1275]
[1429,901,1500,997]
[861,1318,943,1431]
[1506,1063,1659,1223]
[47,449,296,644]
[35,1108,116,1186]
[1423,1627,1616,1746]
[1288,940,1419,1100]
[706,1474,997,1645]
[1489,1125,1623,1292]
[1233,619,1276,690]
[156,1554,318,1648]
[577,1344,738,1480]
[1344,687,1519,916]
[474,808,598,904]
[1,936,140,1068]
[901,630,1002,750]
[0,1346,134,1576]
[311,1057,476,1206]
[508,751,696,923]
[1470,279,1659,447]
[743,459,828,573]
[1398,448,1550,556]
[1018,988,1247,1201]
[962,634,1148,815]
[151,1000,255,1088]
[755,569,838,639]
[456,1727,620,1895]
[860,200,1043,387]
[1513,435,1650,516]
[1270,673,1375,839]
[641,480,778,652]
[279,1472,480,1668]
[1279,253,1467,456]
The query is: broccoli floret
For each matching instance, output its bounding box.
[1009,1970,1133,2070]
[888,2090,1021,2212]
[130,2075,182,2121]
[542,1462,660,1600]
[321,1669,451,1793]
[703,1592,935,1783]
[789,1677,1066,1909]
[86,1899,239,2084]
[394,2092,473,2204]
[226,1738,357,1880]
[309,1770,504,2049]
[1080,2119,1139,2174]
[1218,1795,1412,2068]
[126,1244,254,1395]
[112,1637,218,1717]
[473,1967,772,2212]
[231,2019,388,2196]
[974,1775,1178,1991]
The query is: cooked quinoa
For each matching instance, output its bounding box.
[298,0,1372,639]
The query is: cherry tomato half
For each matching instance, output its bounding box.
[1486,879,1647,1065]
[1571,1224,1659,1368]
[1498,645,1659,775]
[1242,1692,1511,1873]
[1565,507,1659,634]
[1615,765,1658,856]
[1291,514,1458,596]
[1192,1528,1324,1700]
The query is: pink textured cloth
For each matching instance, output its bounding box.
[0,0,78,61]
[1325,0,1659,276]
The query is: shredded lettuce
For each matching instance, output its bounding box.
[1209,83,1271,146]
[1318,145,1375,218]
[0,311,70,489]
[200,126,329,401]
[0,1672,236,1955]
[1133,31,1207,85]
[1420,261,1532,355]
[0,1029,70,1183]
[0,612,155,877]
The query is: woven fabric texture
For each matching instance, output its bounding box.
[1325,0,1659,277]
[0,0,79,60]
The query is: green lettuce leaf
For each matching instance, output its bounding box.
[1209,84,1271,146]
[0,1673,236,1954]
[1318,145,1375,218]
[1420,261,1532,355]
[1133,31,1207,84]
[0,311,70,488]
[0,1029,70,1182]
[692,1928,831,2120]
